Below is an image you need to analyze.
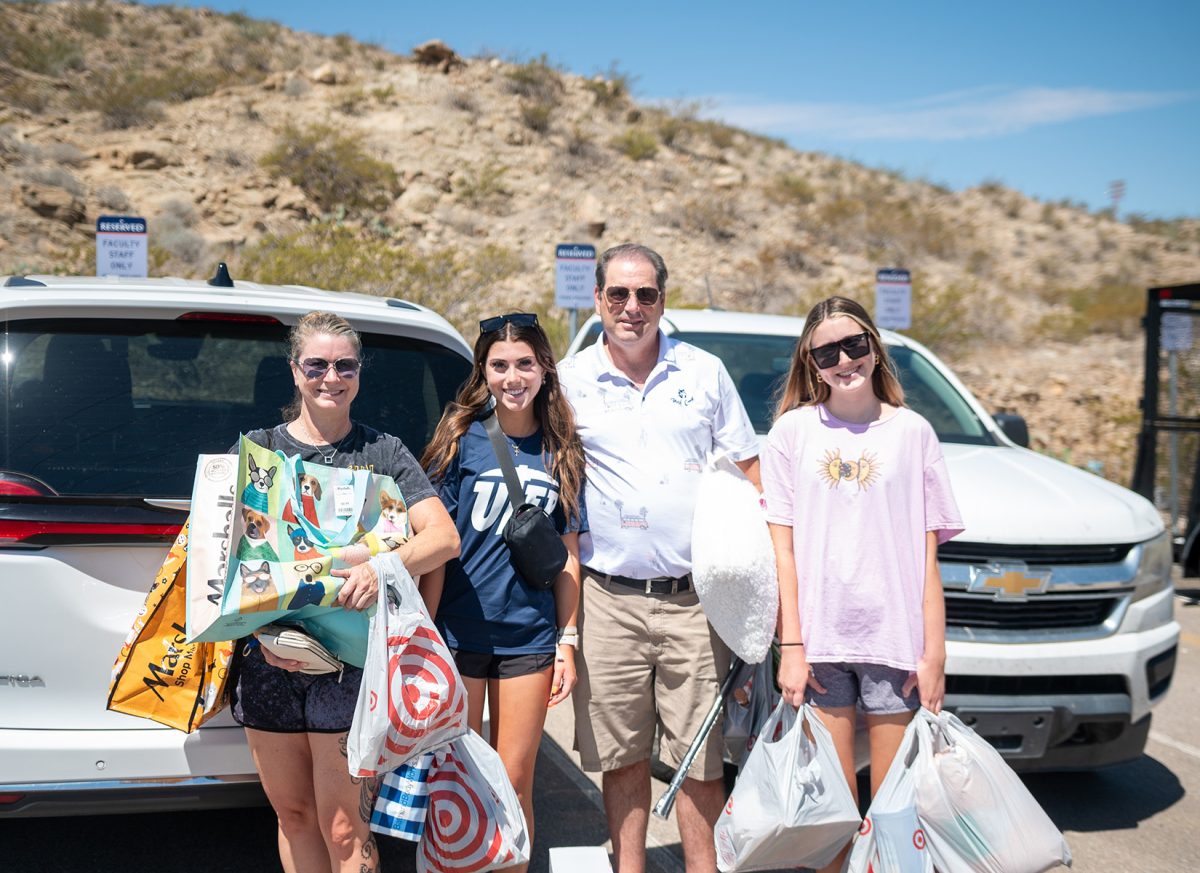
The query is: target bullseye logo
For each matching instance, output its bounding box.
[859,817,872,836]
[383,626,466,759]
[913,828,926,850]
[420,752,511,872]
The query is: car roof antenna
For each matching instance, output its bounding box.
[207,262,234,288]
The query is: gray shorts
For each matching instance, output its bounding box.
[807,662,918,715]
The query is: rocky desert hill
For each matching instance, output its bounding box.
[3,1,1200,492]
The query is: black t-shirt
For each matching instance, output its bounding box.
[230,421,436,506]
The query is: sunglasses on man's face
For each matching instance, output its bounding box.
[602,285,662,307]
[294,357,362,380]
[809,332,872,369]
[479,312,539,334]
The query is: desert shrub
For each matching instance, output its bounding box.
[75,66,229,128]
[505,55,563,104]
[336,87,368,115]
[674,195,738,242]
[611,128,658,161]
[67,3,110,37]
[161,198,198,226]
[283,77,311,98]
[444,90,479,114]
[1036,282,1144,341]
[96,185,131,211]
[519,99,553,133]
[656,112,686,147]
[27,166,85,197]
[767,173,817,206]
[371,85,396,103]
[1,29,84,76]
[226,10,279,43]
[905,280,1001,358]
[455,161,510,208]
[0,77,52,112]
[236,222,522,332]
[583,63,634,110]
[260,123,400,212]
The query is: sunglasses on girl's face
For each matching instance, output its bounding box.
[809,332,872,369]
[294,357,362,380]
[479,312,539,333]
[603,285,662,306]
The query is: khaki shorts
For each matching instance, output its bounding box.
[572,569,731,781]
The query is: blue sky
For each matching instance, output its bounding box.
[171,0,1198,218]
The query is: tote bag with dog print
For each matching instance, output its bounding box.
[186,436,409,666]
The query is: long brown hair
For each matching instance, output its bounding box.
[774,296,905,421]
[421,317,586,524]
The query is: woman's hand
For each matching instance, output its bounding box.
[255,637,306,672]
[905,653,946,713]
[548,645,576,707]
[331,562,378,611]
[777,646,825,706]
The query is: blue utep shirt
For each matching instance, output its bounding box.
[434,421,585,655]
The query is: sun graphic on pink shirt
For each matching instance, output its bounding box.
[818,448,881,490]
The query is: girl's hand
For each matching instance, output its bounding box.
[777,646,825,706]
[904,654,946,713]
[331,563,378,611]
[255,636,306,672]
[548,646,576,707]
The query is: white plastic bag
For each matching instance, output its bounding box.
[691,452,778,664]
[714,700,860,872]
[347,554,468,777]
[417,730,530,873]
[848,715,933,873]
[913,709,1072,872]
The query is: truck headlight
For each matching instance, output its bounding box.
[1131,532,1173,602]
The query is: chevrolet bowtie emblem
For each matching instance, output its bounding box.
[967,563,1051,600]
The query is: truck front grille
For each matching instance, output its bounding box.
[938,541,1134,565]
[945,592,1121,630]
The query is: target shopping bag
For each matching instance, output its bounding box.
[848,714,932,873]
[347,554,468,778]
[913,710,1071,872]
[417,731,530,873]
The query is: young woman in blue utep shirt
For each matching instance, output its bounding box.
[420,312,585,869]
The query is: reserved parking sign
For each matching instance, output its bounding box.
[96,215,148,278]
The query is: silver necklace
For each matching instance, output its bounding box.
[301,423,353,464]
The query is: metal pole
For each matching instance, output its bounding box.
[568,308,578,347]
[1169,350,1180,534]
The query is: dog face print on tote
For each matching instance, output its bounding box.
[238,562,279,612]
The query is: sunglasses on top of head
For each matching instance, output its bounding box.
[294,357,362,380]
[809,331,872,370]
[602,285,662,306]
[479,312,539,334]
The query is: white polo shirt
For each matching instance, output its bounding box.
[559,332,759,580]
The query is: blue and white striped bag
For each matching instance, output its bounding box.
[370,752,434,841]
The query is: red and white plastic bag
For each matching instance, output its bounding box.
[347,554,468,777]
[417,730,530,873]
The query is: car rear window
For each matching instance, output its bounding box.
[1,318,470,497]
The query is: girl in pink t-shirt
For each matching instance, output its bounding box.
[762,296,962,869]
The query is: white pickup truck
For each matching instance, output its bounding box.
[567,308,1179,770]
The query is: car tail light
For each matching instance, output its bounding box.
[177,311,281,324]
[0,520,182,545]
[0,472,57,497]
[0,793,24,805]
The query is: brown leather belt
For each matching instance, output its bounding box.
[585,567,693,595]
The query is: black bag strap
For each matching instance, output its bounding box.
[481,408,526,513]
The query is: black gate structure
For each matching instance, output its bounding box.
[1132,282,1200,575]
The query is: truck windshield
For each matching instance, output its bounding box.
[670,331,995,445]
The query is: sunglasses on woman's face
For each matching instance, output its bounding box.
[479,312,539,333]
[809,332,872,369]
[294,357,362,380]
[603,285,662,307]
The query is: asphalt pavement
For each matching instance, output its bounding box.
[1,588,1197,872]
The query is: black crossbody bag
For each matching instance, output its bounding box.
[481,409,568,590]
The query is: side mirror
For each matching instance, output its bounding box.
[993,413,1030,448]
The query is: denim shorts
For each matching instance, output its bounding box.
[231,644,362,733]
[807,662,918,715]
[450,648,555,680]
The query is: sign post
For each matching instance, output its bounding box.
[875,268,912,331]
[96,215,148,278]
[555,243,596,344]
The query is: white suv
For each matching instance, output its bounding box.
[568,309,1180,771]
[0,268,471,816]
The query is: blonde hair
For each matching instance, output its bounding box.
[774,296,905,421]
[283,311,362,421]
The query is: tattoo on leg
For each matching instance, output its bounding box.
[359,774,382,823]
[338,733,348,758]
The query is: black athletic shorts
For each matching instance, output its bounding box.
[450,648,555,680]
[231,644,362,733]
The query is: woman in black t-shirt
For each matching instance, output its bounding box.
[233,311,459,873]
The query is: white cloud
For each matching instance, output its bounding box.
[699,86,1193,141]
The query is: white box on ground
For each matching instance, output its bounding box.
[549,846,613,873]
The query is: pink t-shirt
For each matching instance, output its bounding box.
[762,404,964,671]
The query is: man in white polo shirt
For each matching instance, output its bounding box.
[558,243,759,873]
